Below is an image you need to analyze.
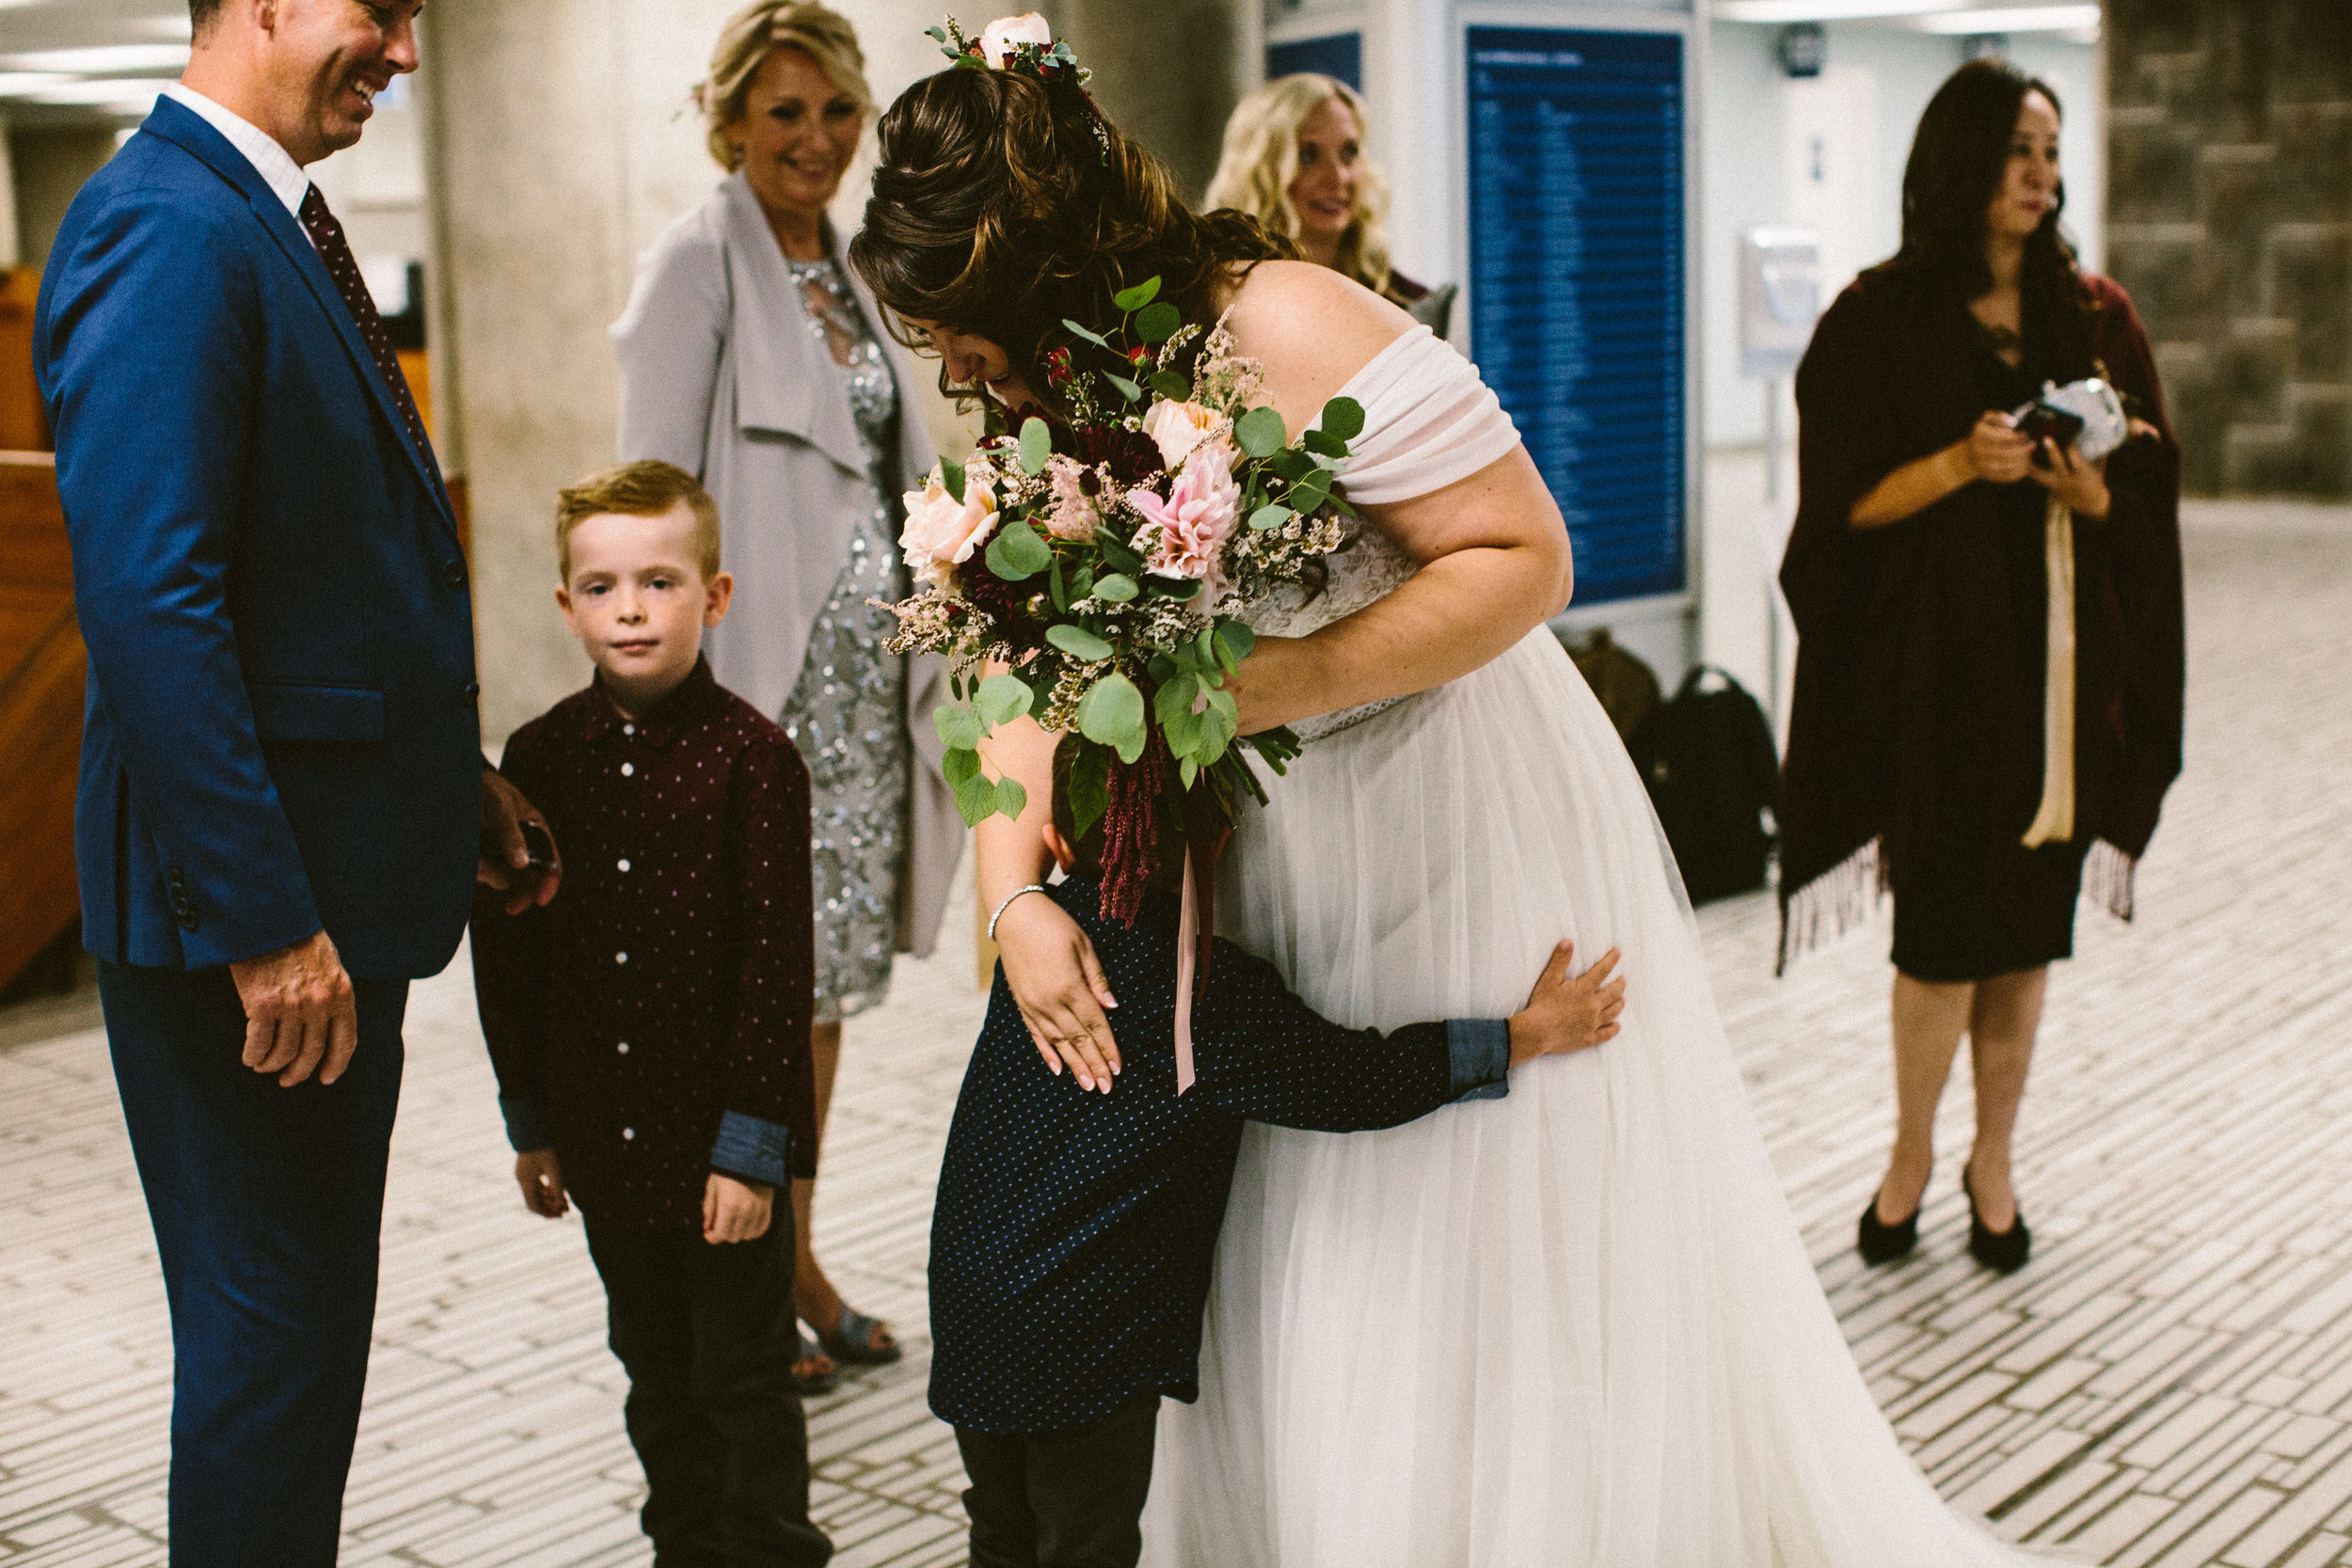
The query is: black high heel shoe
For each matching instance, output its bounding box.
[1856,1188,1920,1265]
[1963,1165,2031,1275]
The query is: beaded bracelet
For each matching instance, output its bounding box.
[987,884,1050,944]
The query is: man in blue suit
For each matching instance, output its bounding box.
[35,2,560,1560]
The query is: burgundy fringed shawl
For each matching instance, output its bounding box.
[1775,269,2184,973]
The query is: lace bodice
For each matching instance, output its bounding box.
[1235,326,1521,739]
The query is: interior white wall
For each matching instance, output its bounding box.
[1701,22,2104,451]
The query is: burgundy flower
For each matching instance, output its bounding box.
[1074,422,1164,488]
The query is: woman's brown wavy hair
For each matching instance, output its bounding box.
[849,64,1295,419]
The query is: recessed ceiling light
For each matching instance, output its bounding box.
[17,77,180,108]
[1914,5,2103,32]
[0,44,190,74]
[1713,0,1946,21]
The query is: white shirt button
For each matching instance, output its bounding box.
[623,723,635,736]
[616,1041,629,1055]
[620,762,635,777]
[617,858,631,873]
[621,1127,635,1141]
[615,951,628,965]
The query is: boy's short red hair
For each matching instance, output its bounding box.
[555,460,722,581]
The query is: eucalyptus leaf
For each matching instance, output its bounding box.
[943,746,981,788]
[1320,395,1365,441]
[1105,372,1142,404]
[1018,417,1052,476]
[941,453,966,505]
[1143,572,1202,600]
[1214,618,1256,668]
[1076,672,1147,764]
[1092,573,1137,602]
[985,517,1052,580]
[1061,318,1112,350]
[1069,743,1110,840]
[1049,552,1069,611]
[1247,501,1293,532]
[1161,701,1204,760]
[1154,671,1200,724]
[1094,526,1146,577]
[1179,755,1199,789]
[1234,405,1288,459]
[1150,370,1191,402]
[1045,623,1114,663]
[1271,449,1317,481]
[1112,276,1161,311]
[933,703,982,752]
[994,775,1028,820]
[1303,427,1349,458]
[1136,301,1181,344]
[953,771,998,826]
[1071,565,1096,602]
[976,672,1033,729]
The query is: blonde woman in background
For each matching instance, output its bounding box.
[612,0,960,1392]
[1206,72,1454,336]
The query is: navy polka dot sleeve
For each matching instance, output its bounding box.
[928,876,1509,1434]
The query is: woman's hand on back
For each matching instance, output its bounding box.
[994,889,1122,1093]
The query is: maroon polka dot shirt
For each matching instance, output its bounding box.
[470,657,817,1229]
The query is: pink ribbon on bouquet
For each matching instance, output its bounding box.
[1171,788,1230,1097]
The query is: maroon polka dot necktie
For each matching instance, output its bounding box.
[298,184,432,461]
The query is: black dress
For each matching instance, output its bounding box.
[1887,321,2089,983]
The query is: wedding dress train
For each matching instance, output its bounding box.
[1138,326,2042,1566]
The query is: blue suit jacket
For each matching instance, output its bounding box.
[36,97,481,978]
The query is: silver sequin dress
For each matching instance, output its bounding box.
[778,256,910,1022]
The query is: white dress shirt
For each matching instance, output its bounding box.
[162,83,313,245]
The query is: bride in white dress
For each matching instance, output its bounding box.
[850,33,2050,1567]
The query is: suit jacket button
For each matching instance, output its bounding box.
[461,681,481,703]
[442,562,467,589]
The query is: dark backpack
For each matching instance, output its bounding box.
[1629,667,1780,905]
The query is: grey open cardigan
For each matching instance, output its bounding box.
[612,170,961,958]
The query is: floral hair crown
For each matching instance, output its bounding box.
[929,13,1111,159]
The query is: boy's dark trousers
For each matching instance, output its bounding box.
[582,1210,832,1568]
[954,1396,1161,1568]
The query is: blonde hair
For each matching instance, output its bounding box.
[1205,73,1392,295]
[698,0,872,172]
[556,461,723,582]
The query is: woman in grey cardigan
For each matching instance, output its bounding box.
[612,0,957,1384]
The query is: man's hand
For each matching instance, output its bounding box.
[229,928,359,1087]
[480,767,561,914]
[516,1149,569,1218]
[703,1172,774,1244]
[1507,941,1626,1068]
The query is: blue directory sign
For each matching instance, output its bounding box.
[1467,27,1687,604]
[1267,33,1362,91]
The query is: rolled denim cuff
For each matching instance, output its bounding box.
[1445,1018,1512,1102]
[499,1095,553,1153]
[709,1111,790,1188]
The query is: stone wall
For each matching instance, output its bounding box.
[2106,0,2352,496]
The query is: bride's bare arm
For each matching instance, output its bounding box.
[1217,263,1574,734]
[976,714,1122,1090]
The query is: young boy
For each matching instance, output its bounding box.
[469,459,831,1567]
[930,737,1627,1568]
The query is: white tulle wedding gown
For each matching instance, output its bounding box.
[1137,326,2045,1567]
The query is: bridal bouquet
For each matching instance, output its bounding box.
[882,276,1364,922]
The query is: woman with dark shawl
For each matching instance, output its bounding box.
[1777,60,2183,1275]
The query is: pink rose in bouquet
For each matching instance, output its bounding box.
[977,12,1053,69]
[1140,397,1220,470]
[1129,436,1240,602]
[899,470,998,587]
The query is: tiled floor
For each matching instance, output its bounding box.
[3,501,2348,1566]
